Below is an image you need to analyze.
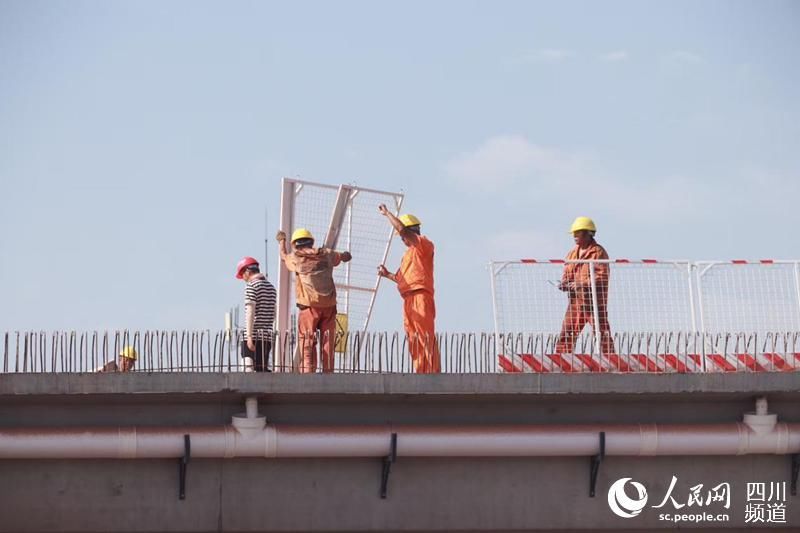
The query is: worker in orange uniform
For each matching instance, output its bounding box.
[555,216,615,356]
[277,228,352,373]
[377,205,441,373]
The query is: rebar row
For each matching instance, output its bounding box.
[2,330,799,373]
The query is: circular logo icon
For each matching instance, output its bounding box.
[607,477,648,518]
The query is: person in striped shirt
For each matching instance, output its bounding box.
[235,256,277,372]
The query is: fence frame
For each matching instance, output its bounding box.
[276,178,404,371]
[490,258,800,368]
[490,258,696,348]
[694,260,800,335]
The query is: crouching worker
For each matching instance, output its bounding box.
[377,205,440,373]
[277,229,352,373]
[96,346,137,372]
[235,256,277,372]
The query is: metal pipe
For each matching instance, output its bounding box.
[1,422,798,460]
[245,397,258,419]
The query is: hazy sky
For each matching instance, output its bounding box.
[1,0,798,333]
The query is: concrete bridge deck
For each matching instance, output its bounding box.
[1,373,798,532]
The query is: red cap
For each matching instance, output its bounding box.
[235,257,259,279]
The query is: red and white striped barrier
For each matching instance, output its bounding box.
[497,350,799,374]
[515,258,782,264]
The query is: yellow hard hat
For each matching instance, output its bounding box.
[399,214,421,227]
[291,228,314,243]
[119,346,138,360]
[570,216,597,234]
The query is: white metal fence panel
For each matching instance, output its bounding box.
[491,260,567,334]
[278,179,403,332]
[276,178,403,371]
[290,181,341,253]
[491,259,695,336]
[607,261,696,333]
[490,257,800,373]
[696,261,800,335]
[332,188,404,331]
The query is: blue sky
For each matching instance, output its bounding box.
[1,0,798,333]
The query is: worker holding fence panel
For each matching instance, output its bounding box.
[377,205,441,373]
[277,228,352,373]
[556,217,615,356]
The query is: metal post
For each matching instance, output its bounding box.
[344,194,354,318]
[276,178,296,372]
[365,194,404,332]
[588,262,602,357]
[696,262,714,367]
[320,185,355,371]
[264,207,269,277]
[323,185,354,249]
[687,262,697,334]
[489,262,513,370]
[489,262,502,366]
[686,262,703,371]
[794,262,800,330]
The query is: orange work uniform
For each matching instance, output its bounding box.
[555,241,615,355]
[284,248,343,373]
[395,235,440,373]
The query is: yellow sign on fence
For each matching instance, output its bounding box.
[335,313,348,353]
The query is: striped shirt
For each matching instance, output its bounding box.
[244,275,276,339]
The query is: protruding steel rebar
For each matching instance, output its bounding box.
[0,330,798,374]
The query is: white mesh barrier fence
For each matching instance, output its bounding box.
[276,178,403,371]
[491,261,566,334]
[491,260,694,334]
[333,189,405,331]
[291,182,340,254]
[608,261,696,332]
[491,258,800,373]
[697,261,800,334]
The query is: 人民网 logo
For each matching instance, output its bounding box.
[608,477,649,518]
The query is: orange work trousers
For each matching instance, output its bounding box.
[555,296,615,355]
[297,305,337,373]
[402,290,441,373]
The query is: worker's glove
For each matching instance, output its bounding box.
[559,281,579,292]
[341,251,353,262]
[275,230,286,242]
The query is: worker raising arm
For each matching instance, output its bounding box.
[377,204,440,373]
